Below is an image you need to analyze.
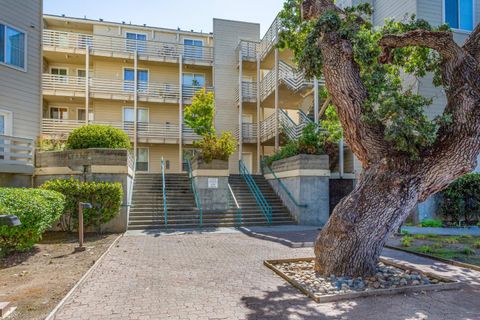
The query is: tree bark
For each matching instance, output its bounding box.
[301,0,480,276]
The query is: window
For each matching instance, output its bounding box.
[183,39,203,59]
[123,108,149,123]
[77,69,86,78]
[50,107,68,120]
[136,148,149,172]
[0,23,26,70]
[445,0,474,31]
[123,68,149,92]
[126,32,147,53]
[77,108,93,121]
[51,68,67,76]
[183,73,205,97]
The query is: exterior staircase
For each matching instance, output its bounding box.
[128,173,199,230]
[228,174,296,225]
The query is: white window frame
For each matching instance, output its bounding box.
[49,106,69,120]
[0,20,27,72]
[182,72,206,86]
[76,69,86,77]
[136,147,149,172]
[122,106,149,123]
[50,67,69,75]
[76,107,93,121]
[0,109,13,136]
[443,0,476,33]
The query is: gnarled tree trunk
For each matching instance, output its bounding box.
[301,0,480,276]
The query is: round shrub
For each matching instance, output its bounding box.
[41,178,123,232]
[66,125,131,150]
[441,173,480,225]
[0,188,65,254]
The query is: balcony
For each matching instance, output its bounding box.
[41,119,202,144]
[234,123,258,144]
[235,82,257,103]
[237,40,258,62]
[42,74,213,104]
[0,135,34,174]
[43,29,214,66]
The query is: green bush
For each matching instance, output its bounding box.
[401,235,413,247]
[41,179,123,232]
[194,132,237,163]
[420,219,443,228]
[441,173,480,225]
[264,123,328,166]
[66,125,131,150]
[0,188,65,254]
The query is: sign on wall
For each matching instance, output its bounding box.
[207,178,218,189]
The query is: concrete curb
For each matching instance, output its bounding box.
[385,245,480,272]
[44,234,124,320]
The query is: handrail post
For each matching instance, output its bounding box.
[161,157,168,225]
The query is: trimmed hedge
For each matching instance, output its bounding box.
[0,188,65,254]
[41,179,123,232]
[441,173,480,225]
[66,125,131,150]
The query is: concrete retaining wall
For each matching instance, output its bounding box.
[191,158,230,212]
[267,155,330,226]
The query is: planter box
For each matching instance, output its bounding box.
[191,157,229,212]
[267,154,330,226]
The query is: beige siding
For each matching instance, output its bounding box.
[142,144,180,173]
[373,0,417,26]
[213,19,260,173]
[0,0,42,139]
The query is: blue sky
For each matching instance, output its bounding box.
[44,0,286,36]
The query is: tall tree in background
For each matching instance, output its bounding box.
[279,0,480,276]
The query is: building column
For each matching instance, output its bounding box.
[256,52,261,174]
[274,48,279,151]
[179,54,183,172]
[238,49,243,163]
[133,50,138,165]
[314,77,319,123]
[85,45,90,125]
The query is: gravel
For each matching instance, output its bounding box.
[273,260,443,297]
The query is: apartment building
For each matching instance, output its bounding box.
[40,13,357,176]
[0,0,42,185]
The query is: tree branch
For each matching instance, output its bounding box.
[463,23,480,62]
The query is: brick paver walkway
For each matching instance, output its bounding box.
[52,230,480,320]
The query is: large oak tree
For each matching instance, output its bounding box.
[279,0,480,276]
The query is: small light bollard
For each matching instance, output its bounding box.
[0,215,21,227]
[75,202,92,252]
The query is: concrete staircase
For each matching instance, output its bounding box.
[228,174,296,225]
[128,173,199,230]
[128,173,296,230]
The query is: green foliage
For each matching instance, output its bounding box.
[184,88,215,136]
[321,105,342,143]
[441,173,480,225]
[66,125,131,150]
[401,236,413,247]
[420,219,443,228]
[37,136,66,152]
[0,188,65,254]
[416,245,434,254]
[278,1,452,159]
[442,237,460,244]
[412,234,427,240]
[193,132,237,163]
[400,229,410,235]
[41,179,123,232]
[264,123,327,166]
[472,240,480,249]
[462,247,476,256]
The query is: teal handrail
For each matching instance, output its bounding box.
[261,159,307,208]
[185,160,203,226]
[239,160,272,223]
[161,157,168,225]
[227,183,242,225]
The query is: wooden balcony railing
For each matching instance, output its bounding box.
[0,135,34,168]
[234,123,258,143]
[43,29,214,64]
[42,74,86,92]
[235,81,257,103]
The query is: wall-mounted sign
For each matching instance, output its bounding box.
[207,178,218,189]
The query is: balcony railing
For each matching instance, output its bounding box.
[43,29,214,64]
[237,40,258,61]
[41,119,200,143]
[0,135,34,168]
[235,82,257,103]
[258,15,282,60]
[42,74,86,93]
[234,123,258,143]
[182,127,202,143]
[43,73,212,102]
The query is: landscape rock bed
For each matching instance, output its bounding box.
[265,258,462,303]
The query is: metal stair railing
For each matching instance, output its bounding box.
[279,109,298,141]
[161,157,168,225]
[261,159,307,209]
[227,183,242,226]
[185,159,203,226]
[239,160,272,224]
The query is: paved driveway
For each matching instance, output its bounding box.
[52,228,480,320]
